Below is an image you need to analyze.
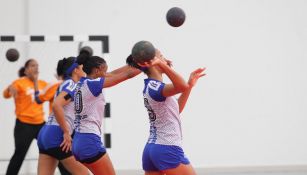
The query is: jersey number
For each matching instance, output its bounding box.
[75,90,83,114]
[144,97,156,121]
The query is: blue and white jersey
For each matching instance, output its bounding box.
[46,79,76,134]
[74,77,105,136]
[143,78,183,147]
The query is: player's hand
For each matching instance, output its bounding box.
[165,59,173,67]
[28,72,38,82]
[60,132,72,153]
[188,68,206,88]
[155,50,173,67]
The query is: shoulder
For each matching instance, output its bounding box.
[146,79,165,91]
[12,77,27,86]
[63,79,75,85]
[61,79,76,91]
[85,77,104,87]
[145,79,166,102]
[14,77,26,83]
[86,77,104,97]
[87,77,104,83]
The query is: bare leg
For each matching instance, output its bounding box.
[84,153,115,175]
[60,156,89,175]
[37,154,58,175]
[58,162,72,175]
[162,163,196,175]
[145,171,164,175]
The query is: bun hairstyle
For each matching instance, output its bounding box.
[77,53,106,75]
[76,52,89,66]
[79,46,93,56]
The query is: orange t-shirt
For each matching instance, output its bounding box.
[3,77,48,124]
[37,81,61,114]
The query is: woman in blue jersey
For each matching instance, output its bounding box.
[37,57,89,175]
[72,54,140,175]
[127,49,205,175]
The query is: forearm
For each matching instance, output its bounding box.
[108,65,130,75]
[35,82,58,104]
[34,92,43,104]
[126,67,141,78]
[104,67,141,88]
[179,67,206,113]
[178,87,192,113]
[159,63,188,91]
[33,79,39,93]
[32,79,43,103]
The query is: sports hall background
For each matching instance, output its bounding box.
[0,0,307,174]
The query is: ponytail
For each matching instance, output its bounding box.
[18,67,26,77]
[126,54,148,73]
[56,59,65,77]
[56,57,77,79]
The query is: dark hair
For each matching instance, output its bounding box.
[79,46,93,56]
[131,40,156,63]
[56,57,76,79]
[18,59,35,77]
[18,67,26,77]
[77,53,106,75]
[126,54,149,74]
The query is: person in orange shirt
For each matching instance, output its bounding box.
[3,59,47,175]
[35,79,61,114]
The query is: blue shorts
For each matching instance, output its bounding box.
[72,132,106,164]
[142,143,190,171]
[37,124,72,160]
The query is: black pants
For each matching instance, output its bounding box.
[6,119,71,175]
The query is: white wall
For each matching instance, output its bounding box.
[1,0,307,173]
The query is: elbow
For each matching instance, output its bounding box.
[177,83,190,93]
[3,89,10,98]
[183,84,190,91]
[3,93,9,99]
[179,108,183,114]
[52,102,59,113]
[3,96,10,99]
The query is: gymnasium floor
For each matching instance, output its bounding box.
[115,169,307,175]
[206,173,307,175]
[2,169,307,175]
[1,159,307,174]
